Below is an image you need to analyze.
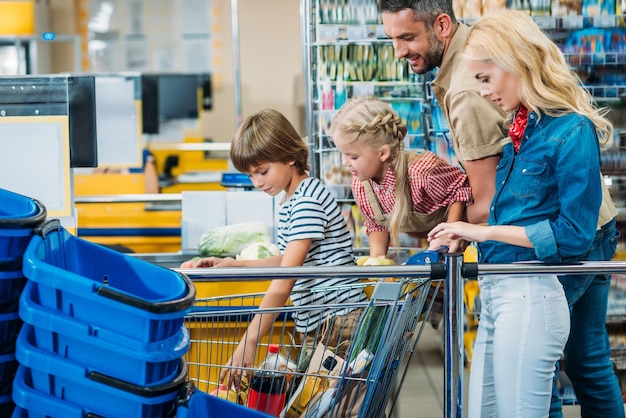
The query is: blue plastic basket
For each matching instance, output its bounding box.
[0,351,17,394]
[0,269,26,313]
[12,368,91,418]
[0,311,22,356]
[14,326,187,418]
[19,284,190,386]
[175,382,271,418]
[22,220,195,343]
[0,393,14,417]
[0,189,46,268]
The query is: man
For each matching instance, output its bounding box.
[380,0,508,225]
[380,1,623,417]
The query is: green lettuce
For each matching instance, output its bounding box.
[197,222,271,256]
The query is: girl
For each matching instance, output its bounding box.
[428,9,612,417]
[329,96,473,257]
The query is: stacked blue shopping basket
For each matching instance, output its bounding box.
[0,189,46,416]
[9,212,197,417]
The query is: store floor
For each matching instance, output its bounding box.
[392,325,590,418]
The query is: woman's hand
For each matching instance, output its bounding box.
[428,235,468,253]
[428,221,488,244]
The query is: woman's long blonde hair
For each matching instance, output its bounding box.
[463,9,613,144]
[330,96,419,249]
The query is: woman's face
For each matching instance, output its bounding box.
[334,140,389,183]
[466,59,521,112]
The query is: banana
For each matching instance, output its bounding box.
[357,256,396,266]
[363,257,395,266]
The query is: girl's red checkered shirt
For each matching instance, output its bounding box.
[352,151,473,234]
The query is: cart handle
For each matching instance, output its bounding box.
[96,272,196,314]
[1,198,46,227]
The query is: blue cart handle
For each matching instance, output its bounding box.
[404,245,449,266]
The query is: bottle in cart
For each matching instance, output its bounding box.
[247,344,290,417]
[284,355,338,418]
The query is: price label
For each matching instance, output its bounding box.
[346,25,368,41]
[594,15,615,28]
[317,25,339,42]
[375,25,388,39]
[366,25,378,39]
[351,83,375,97]
[534,17,556,30]
[562,15,584,29]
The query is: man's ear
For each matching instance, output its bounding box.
[434,13,454,38]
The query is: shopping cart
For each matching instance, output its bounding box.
[183,273,440,418]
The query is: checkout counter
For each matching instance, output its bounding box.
[74,163,266,258]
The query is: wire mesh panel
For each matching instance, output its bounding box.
[184,276,439,418]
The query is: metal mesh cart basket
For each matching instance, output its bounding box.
[184,275,440,418]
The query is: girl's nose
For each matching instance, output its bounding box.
[341,154,350,167]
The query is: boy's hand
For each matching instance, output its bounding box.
[220,344,256,390]
[179,256,237,268]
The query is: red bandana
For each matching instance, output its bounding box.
[508,106,528,153]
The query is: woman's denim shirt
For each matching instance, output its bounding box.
[479,111,602,264]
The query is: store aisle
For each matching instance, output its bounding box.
[393,325,587,418]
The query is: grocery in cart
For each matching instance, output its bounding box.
[184,273,440,418]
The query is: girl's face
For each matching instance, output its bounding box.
[466,59,521,112]
[247,161,300,197]
[334,141,390,183]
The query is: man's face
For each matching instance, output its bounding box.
[382,9,445,74]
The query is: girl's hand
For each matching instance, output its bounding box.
[428,221,487,244]
[219,343,257,390]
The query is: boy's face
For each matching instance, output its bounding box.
[246,161,298,197]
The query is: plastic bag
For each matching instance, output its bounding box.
[197,222,271,256]
[236,242,280,260]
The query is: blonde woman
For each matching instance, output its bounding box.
[428,9,618,417]
[330,96,473,256]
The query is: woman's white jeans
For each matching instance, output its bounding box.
[468,274,570,418]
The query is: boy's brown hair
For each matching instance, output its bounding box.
[230,109,310,174]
